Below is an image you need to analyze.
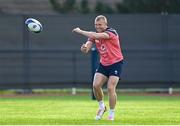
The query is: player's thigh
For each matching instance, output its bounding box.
[93,73,108,87]
[107,76,119,90]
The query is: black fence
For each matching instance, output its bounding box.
[0,49,91,90]
[0,14,179,90]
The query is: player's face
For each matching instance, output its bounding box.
[95,19,107,33]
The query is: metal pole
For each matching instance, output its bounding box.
[161,13,173,91]
[22,15,31,93]
[72,52,77,95]
[91,48,98,100]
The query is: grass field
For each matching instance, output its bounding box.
[0,93,180,125]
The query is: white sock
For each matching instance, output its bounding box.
[98,100,105,109]
[109,109,115,117]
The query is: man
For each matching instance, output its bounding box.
[72,15,123,121]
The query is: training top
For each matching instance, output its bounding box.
[88,28,123,66]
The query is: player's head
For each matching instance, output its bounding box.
[95,15,108,33]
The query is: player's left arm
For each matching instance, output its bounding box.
[72,27,109,39]
[80,41,93,54]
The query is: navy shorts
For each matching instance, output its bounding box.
[96,60,123,78]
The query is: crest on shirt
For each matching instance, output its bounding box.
[99,44,107,54]
[100,45,106,51]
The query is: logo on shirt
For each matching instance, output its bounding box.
[115,70,118,75]
[99,44,107,54]
[100,45,106,51]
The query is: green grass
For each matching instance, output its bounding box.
[0,94,180,125]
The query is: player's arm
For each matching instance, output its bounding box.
[72,27,109,39]
[81,41,93,54]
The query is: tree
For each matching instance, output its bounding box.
[49,0,76,13]
[95,1,114,14]
[80,0,90,14]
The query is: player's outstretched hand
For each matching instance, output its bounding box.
[81,43,88,53]
[72,27,81,33]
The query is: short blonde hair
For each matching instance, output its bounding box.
[95,15,108,24]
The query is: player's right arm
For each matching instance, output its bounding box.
[81,41,93,54]
[72,27,109,39]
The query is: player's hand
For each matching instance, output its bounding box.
[80,44,88,53]
[72,27,81,33]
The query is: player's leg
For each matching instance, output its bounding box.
[107,60,123,120]
[93,72,107,120]
[93,73,107,101]
[107,76,119,120]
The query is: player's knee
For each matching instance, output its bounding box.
[107,85,115,93]
[93,84,101,90]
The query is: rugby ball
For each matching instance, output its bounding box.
[25,18,43,33]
